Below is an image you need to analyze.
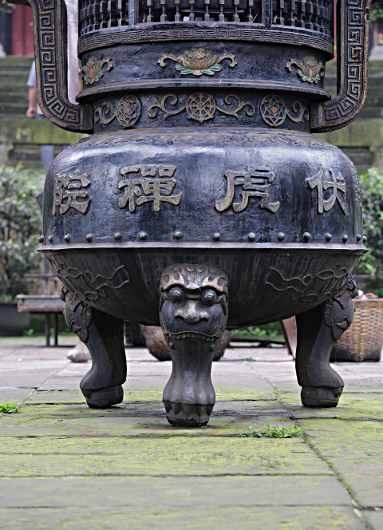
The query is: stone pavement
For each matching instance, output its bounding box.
[0,337,382,530]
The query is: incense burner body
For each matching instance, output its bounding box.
[43,128,363,328]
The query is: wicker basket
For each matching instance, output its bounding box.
[331,299,383,362]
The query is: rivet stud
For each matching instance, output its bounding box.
[278,232,285,241]
[342,234,348,243]
[248,232,256,241]
[213,232,220,241]
[363,235,367,243]
[47,235,53,243]
[114,232,122,241]
[86,234,93,242]
[325,233,332,241]
[38,235,44,243]
[303,232,311,242]
[173,231,182,240]
[139,231,147,240]
[64,234,70,243]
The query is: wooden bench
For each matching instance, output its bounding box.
[17,274,65,347]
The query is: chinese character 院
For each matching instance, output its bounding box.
[215,167,280,213]
[306,167,348,215]
[52,171,91,216]
[118,165,182,212]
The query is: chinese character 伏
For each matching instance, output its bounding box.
[52,171,91,216]
[215,167,280,214]
[306,167,348,215]
[118,165,182,212]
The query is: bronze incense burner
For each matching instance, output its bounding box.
[21,0,371,426]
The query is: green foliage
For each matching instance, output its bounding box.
[231,325,282,339]
[371,2,383,23]
[0,0,12,14]
[241,423,302,439]
[354,168,383,280]
[0,165,42,299]
[0,402,20,413]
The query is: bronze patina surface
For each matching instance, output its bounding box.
[16,0,372,425]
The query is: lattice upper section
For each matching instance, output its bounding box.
[272,0,333,36]
[79,0,334,38]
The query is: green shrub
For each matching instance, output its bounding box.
[354,168,383,280]
[0,165,42,300]
[231,323,283,340]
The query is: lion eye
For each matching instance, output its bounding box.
[201,289,217,306]
[169,287,184,303]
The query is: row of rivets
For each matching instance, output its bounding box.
[39,233,369,244]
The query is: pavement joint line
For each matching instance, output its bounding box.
[0,473,335,478]
[33,364,74,396]
[265,379,374,530]
[0,503,356,507]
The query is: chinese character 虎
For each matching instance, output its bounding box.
[118,165,182,212]
[52,171,91,216]
[215,167,280,213]
[306,167,348,215]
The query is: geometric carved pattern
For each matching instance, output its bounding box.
[78,26,334,56]
[28,0,93,132]
[310,0,371,133]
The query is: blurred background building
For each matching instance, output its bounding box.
[0,1,382,174]
[0,1,83,176]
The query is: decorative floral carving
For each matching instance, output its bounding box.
[49,258,130,304]
[94,102,116,125]
[158,48,237,76]
[116,96,141,128]
[265,265,350,304]
[260,95,309,128]
[94,96,141,129]
[324,275,358,341]
[286,57,325,84]
[148,93,255,124]
[82,57,113,85]
[346,158,363,206]
[186,93,216,123]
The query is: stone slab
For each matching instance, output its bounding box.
[0,505,365,530]
[363,510,383,530]
[0,475,351,507]
[0,400,293,437]
[0,436,330,477]
[0,387,35,405]
[277,393,383,421]
[299,419,383,507]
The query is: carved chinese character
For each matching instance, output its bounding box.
[52,171,91,216]
[215,167,280,213]
[306,167,348,215]
[118,165,182,212]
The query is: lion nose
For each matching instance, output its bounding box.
[174,301,209,324]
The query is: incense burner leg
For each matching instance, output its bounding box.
[62,288,126,408]
[159,264,229,427]
[295,276,357,407]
